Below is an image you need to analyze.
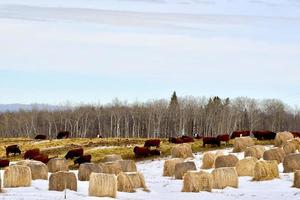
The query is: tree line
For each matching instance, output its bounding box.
[0,92,299,138]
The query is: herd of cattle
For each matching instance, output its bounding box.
[1,146,91,168]
[1,130,300,168]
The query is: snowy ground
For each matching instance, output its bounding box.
[1,147,300,200]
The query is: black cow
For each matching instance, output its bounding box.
[252,130,276,140]
[57,131,70,139]
[6,145,21,157]
[74,154,91,165]
[149,149,161,156]
[203,137,221,147]
[34,134,47,140]
[65,148,84,159]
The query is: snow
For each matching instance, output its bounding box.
[1,147,300,200]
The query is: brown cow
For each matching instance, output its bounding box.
[181,136,194,143]
[291,131,300,138]
[169,137,184,144]
[24,149,40,159]
[133,146,150,157]
[74,154,92,165]
[216,134,230,145]
[32,154,50,164]
[0,159,10,168]
[6,145,21,157]
[65,148,84,159]
[144,139,160,148]
[203,137,221,147]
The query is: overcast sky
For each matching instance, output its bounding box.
[0,0,300,106]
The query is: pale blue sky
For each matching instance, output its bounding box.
[0,0,300,106]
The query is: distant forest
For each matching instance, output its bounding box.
[0,92,299,138]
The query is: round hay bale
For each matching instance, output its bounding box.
[283,153,300,173]
[236,157,258,176]
[171,144,194,159]
[117,172,147,192]
[244,145,265,159]
[283,138,300,155]
[211,167,238,189]
[49,171,77,191]
[78,163,103,181]
[174,161,197,180]
[3,165,32,187]
[233,136,255,153]
[182,171,213,192]
[275,131,294,147]
[263,147,285,164]
[103,162,123,175]
[103,154,122,162]
[253,160,279,181]
[214,154,239,168]
[89,173,117,198]
[293,170,300,188]
[201,152,216,169]
[15,160,48,180]
[47,158,68,173]
[118,160,137,172]
[163,158,184,177]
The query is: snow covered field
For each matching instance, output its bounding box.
[1,147,300,200]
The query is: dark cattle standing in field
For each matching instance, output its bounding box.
[34,134,47,140]
[6,145,21,157]
[149,149,161,156]
[65,148,84,159]
[74,154,92,165]
[181,135,194,143]
[57,131,70,139]
[230,130,251,139]
[216,134,230,145]
[252,130,276,140]
[24,148,40,160]
[0,159,10,168]
[203,137,221,147]
[169,137,184,144]
[291,131,300,138]
[144,139,161,148]
[33,154,50,164]
[169,135,194,144]
[133,146,150,157]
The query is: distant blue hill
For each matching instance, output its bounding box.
[0,104,61,112]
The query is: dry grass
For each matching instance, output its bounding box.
[211,167,238,189]
[49,171,77,191]
[253,160,279,181]
[89,173,117,198]
[3,165,32,188]
[182,171,213,192]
